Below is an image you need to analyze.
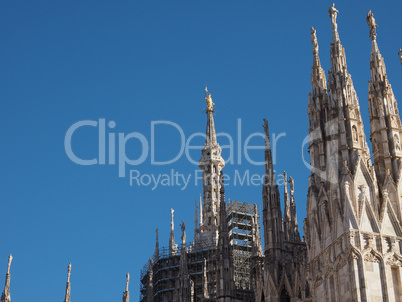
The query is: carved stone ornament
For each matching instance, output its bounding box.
[348,251,359,261]
[364,252,380,263]
[386,255,402,266]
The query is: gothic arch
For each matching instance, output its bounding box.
[347,247,369,301]
[385,252,402,267]
[362,249,383,263]
[362,249,389,301]
[277,270,294,299]
[279,288,291,302]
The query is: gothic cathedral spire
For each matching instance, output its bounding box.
[367,10,402,187]
[261,118,283,278]
[123,273,130,302]
[328,3,370,172]
[199,87,225,242]
[64,263,71,302]
[1,255,12,302]
[169,209,177,255]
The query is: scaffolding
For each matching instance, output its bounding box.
[227,201,261,291]
[140,201,260,302]
[140,239,217,302]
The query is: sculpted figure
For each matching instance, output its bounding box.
[7,254,13,273]
[170,208,174,229]
[205,87,214,111]
[126,273,130,291]
[311,27,318,50]
[394,134,400,151]
[180,220,186,245]
[352,126,358,142]
[328,4,339,28]
[366,10,377,39]
[289,176,294,192]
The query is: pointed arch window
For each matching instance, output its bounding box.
[280,289,291,302]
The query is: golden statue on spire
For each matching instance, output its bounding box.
[205,85,214,111]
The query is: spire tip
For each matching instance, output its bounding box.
[367,10,378,41]
[263,118,269,136]
[126,272,130,291]
[205,88,214,111]
[329,3,339,41]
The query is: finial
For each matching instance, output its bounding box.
[180,220,186,245]
[310,27,318,60]
[126,273,130,292]
[154,228,159,260]
[194,201,198,231]
[328,3,339,41]
[64,263,71,302]
[262,118,269,136]
[199,194,203,227]
[7,254,12,274]
[289,176,294,193]
[67,263,71,282]
[205,87,214,111]
[169,209,177,255]
[329,3,339,27]
[155,228,159,249]
[2,254,13,302]
[170,208,174,230]
[311,27,318,52]
[366,10,377,41]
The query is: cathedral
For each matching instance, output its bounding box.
[2,4,402,302]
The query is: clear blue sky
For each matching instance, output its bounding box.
[1,0,401,301]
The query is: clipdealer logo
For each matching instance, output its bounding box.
[64,118,291,189]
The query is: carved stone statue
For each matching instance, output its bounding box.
[126,273,130,291]
[366,10,377,40]
[181,220,186,245]
[67,263,71,280]
[289,176,294,193]
[352,126,358,142]
[328,3,339,28]
[170,209,174,229]
[394,134,400,151]
[311,27,318,51]
[7,254,12,273]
